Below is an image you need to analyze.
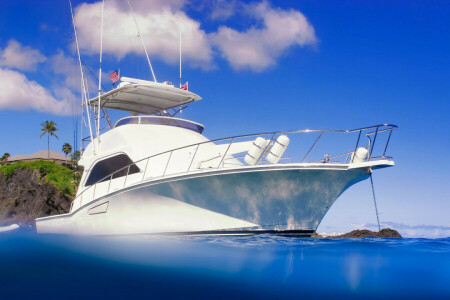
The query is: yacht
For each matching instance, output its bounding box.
[35,77,397,235]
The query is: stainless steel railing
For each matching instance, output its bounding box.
[72,124,397,211]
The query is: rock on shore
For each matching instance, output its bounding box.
[313,228,402,238]
[0,168,72,227]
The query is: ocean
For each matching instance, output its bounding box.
[0,231,448,299]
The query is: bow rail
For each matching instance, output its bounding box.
[71,124,397,212]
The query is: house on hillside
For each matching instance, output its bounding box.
[6,150,70,166]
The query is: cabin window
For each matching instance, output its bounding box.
[115,116,204,134]
[115,117,139,127]
[140,117,205,134]
[85,154,140,186]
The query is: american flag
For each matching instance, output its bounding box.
[109,70,120,83]
[180,82,188,90]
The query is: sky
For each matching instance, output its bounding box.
[0,0,449,237]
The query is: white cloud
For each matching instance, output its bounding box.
[70,0,318,72]
[0,39,47,71]
[74,0,212,68]
[0,41,78,116]
[113,0,186,13]
[0,67,75,115]
[48,50,117,103]
[209,1,317,71]
[49,50,81,91]
[209,0,238,21]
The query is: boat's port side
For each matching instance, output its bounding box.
[36,124,396,235]
[71,124,397,212]
[35,163,387,235]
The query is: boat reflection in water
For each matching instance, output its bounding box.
[1,232,448,299]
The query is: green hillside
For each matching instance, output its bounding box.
[0,161,78,196]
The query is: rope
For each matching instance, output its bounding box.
[68,0,96,154]
[126,0,157,82]
[369,171,381,231]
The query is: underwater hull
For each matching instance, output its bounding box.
[35,165,376,235]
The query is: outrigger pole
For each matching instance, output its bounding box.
[97,0,105,140]
[126,0,157,82]
[179,16,182,88]
[179,16,182,118]
[69,0,96,154]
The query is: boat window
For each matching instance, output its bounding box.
[85,154,140,186]
[115,116,204,133]
[140,117,204,133]
[115,118,140,127]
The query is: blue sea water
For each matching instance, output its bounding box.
[0,232,448,299]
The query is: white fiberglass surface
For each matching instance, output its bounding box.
[87,83,201,115]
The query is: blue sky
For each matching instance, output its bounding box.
[0,0,449,237]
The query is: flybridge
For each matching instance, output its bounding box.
[69,0,191,149]
[86,77,202,115]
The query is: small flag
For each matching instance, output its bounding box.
[180,82,188,90]
[109,70,120,83]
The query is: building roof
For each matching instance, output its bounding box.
[8,150,70,162]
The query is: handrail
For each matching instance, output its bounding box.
[72,124,397,211]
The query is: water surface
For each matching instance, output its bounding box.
[0,232,448,299]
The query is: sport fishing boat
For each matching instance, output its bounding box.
[35,76,397,235]
[35,0,396,235]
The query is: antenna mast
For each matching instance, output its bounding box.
[69,0,95,154]
[179,17,182,118]
[96,0,105,140]
[179,17,182,88]
[126,0,157,82]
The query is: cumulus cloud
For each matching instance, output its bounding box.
[49,50,81,91]
[0,67,75,115]
[74,0,212,68]
[0,39,47,71]
[209,0,238,21]
[0,1,320,117]
[71,0,317,72]
[48,49,99,95]
[209,1,317,71]
[0,41,78,116]
[115,0,186,13]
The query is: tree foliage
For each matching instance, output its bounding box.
[40,121,59,159]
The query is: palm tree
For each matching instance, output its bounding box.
[40,121,59,159]
[62,143,72,157]
[70,150,81,164]
[1,152,10,165]
[70,150,81,169]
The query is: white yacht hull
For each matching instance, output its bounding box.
[35,162,392,236]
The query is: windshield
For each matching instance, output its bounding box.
[115,116,204,134]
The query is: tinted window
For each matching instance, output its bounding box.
[115,118,139,127]
[140,117,204,133]
[85,154,140,186]
[115,117,204,134]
